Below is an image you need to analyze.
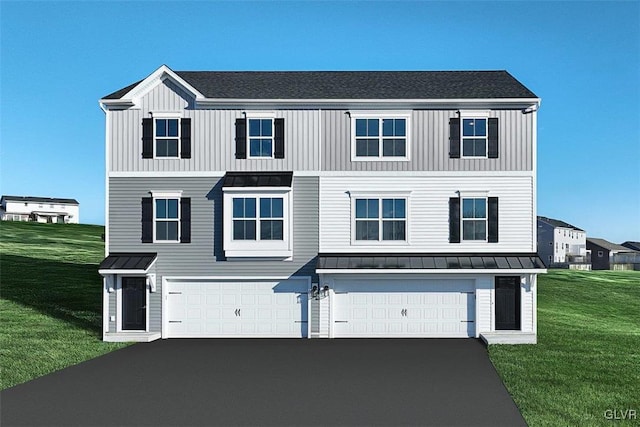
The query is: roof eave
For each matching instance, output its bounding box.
[317,268,547,274]
[195,97,541,110]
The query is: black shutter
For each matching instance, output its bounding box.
[141,197,153,243]
[180,118,191,159]
[488,118,499,159]
[274,118,285,159]
[488,197,499,243]
[142,118,154,159]
[235,118,246,159]
[180,198,191,243]
[449,197,461,243]
[449,117,460,159]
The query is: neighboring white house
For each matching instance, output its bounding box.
[98,65,546,344]
[0,195,79,224]
[537,216,589,269]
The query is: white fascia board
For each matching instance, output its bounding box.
[99,269,150,275]
[316,269,547,274]
[163,276,295,281]
[109,170,534,178]
[195,98,541,110]
[100,65,205,110]
[123,64,205,100]
[222,186,291,193]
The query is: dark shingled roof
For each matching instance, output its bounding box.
[1,195,79,205]
[103,70,537,100]
[99,253,157,271]
[621,241,640,251]
[537,216,583,231]
[317,253,546,270]
[223,172,293,187]
[587,238,638,253]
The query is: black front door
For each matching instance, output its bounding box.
[122,277,146,330]
[495,276,520,330]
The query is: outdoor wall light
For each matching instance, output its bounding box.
[322,285,330,298]
[311,285,319,299]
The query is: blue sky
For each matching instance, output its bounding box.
[1,1,638,243]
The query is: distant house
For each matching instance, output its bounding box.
[586,238,640,271]
[621,241,640,251]
[537,216,589,269]
[0,195,79,224]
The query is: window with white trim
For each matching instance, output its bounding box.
[248,118,273,158]
[231,197,284,241]
[462,118,487,157]
[223,188,292,258]
[352,114,409,160]
[155,198,179,241]
[155,118,180,158]
[462,198,486,241]
[354,198,406,241]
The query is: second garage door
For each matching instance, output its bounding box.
[332,279,475,338]
[166,279,309,338]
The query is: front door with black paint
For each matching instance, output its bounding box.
[122,277,146,330]
[495,276,520,330]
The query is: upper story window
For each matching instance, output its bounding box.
[449,113,498,159]
[155,118,179,158]
[449,195,498,244]
[351,113,410,161]
[353,197,407,242]
[223,173,292,259]
[248,119,274,158]
[141,192,191,244]
[234,116,285,160]
[141,116,191,160]
[462,198,487,241]
[155,198,179,241]
[462,119,487,158]
[231,197,284,241]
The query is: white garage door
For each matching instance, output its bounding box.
[332,279,475,338]
[166,279,308,338]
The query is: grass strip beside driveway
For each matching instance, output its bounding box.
[0,222,128,390]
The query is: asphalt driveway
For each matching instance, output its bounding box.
[1,339,525,426]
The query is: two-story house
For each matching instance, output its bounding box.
[537,216,590,269]
[1,195,79,223]
[99,65,545,344]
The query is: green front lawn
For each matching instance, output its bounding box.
[0,221,128,390]
[489,269,640,426]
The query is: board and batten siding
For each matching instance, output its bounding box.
[109,176,318,278]
[322,110,534,172]
[319,176,534,253]
[109,80,321,172]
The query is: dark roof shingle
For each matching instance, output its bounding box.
[537,216,583,231]
[103,70,537,100]
[1,195,79,205]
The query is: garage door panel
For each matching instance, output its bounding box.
[167,280,308,338]
[333,279,475,338]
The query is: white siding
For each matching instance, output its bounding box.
[475,276,492,336]
[521,275,534,333]
[319,175,534,253]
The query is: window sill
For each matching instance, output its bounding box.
[351,157,410,162]
[225,249,293,259]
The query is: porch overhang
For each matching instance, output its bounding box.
[317,253,547,274]
[98,253,157,275]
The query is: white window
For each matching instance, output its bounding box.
[351,113,410,161]
[223,188,292,258]
[354,198,406,241]
[155,118,180,158]
[232,197,284,241]
[461,118,487,158]
[462,198,486,241]
[154,197,180,242]
[248,118,274,158]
